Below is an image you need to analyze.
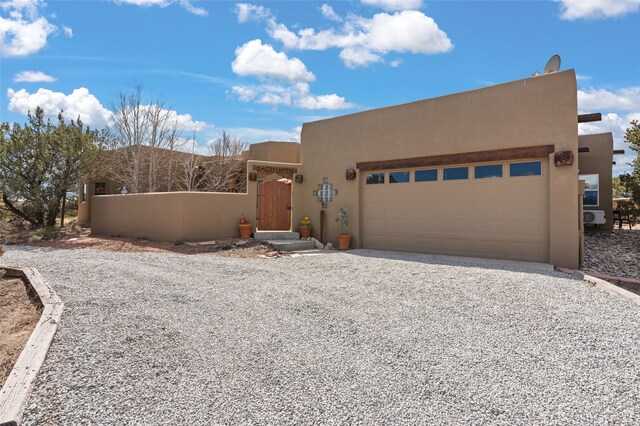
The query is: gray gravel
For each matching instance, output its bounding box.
[2,246,639,425]
[582,229,640,280]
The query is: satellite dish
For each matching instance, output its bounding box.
[532,71,540,77]
[544,54,561,74]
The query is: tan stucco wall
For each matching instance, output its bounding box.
[91,160,304,241]
[578,133,614,230]
[300,70,579,268]
[77,178,119,224]
[249,141,300,163]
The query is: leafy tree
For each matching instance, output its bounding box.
[618,120,640,206]
[612,176,627,198]
[0,107,105,227]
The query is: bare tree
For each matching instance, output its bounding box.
[180,131,206,191]
[108,86,181,193]
[204,132,248,193]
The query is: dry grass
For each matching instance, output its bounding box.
[0,215,88,245]
[0,277,42,387]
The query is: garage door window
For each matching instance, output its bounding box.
[510,161,541,177]
[443,167,469,181]
[389,171,410,183]
[366,173,385,184]
[475,164,503,179]
[415,169,437,182]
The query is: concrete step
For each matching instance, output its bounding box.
[254,231,300,240]
[266,240,316,251]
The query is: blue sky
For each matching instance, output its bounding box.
[1,0,639,174]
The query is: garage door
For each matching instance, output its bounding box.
[361,160,549,262]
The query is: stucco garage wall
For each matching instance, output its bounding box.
[300,70,579,268]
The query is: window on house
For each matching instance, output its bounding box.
[365,173,385,184]
[80,183,87,203]
[443,167,469,181]
[389,171,410,183]
[579,174,599,206]
[415,169,438,182]
[475,164,503,179]
[510,161,542,177]
[94,182,106,195]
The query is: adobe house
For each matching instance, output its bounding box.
[87,69,616,269]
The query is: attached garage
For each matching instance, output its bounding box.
[361,159,550,262]
[300,69,581,268]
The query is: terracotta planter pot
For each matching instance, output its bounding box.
[299,227,312,238]
[337,233,352,250]
[238,224,253,238]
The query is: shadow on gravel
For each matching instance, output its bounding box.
[345,249,571,280]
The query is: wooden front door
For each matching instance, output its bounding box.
[258,180,291,230]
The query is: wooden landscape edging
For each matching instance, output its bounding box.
[0,267,63,426]
[356,145,555,171]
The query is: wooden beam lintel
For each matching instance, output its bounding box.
[578,113,602,123]
[356,145,555,171]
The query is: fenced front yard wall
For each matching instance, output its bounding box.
[91,191,254,242]
[91,160,303,242]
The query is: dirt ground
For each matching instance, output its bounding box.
[1,216,275,258]
[0,276,42,387]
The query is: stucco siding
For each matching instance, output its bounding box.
[578,133,614,230]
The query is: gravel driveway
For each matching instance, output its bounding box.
[2,246,639,425]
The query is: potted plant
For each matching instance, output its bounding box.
[299,216,312,238]
[238,214,252,238]
[335,207,352,250]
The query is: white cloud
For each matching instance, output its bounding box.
[297,93,354,110]
[389,58,402,67]
[235,3,271,22]
[232,82,355,110]
[0,0,56,57]
[13,70,56,82]
[557,0,640,20]
[232,39,315,82]
[63,25,72,37]
[7,87,210,132]
[113,0,207,16]
[578,87,640,112]
[361,0,424,11]
[159,107,209,132]
[266,10,453,68]
[7,87,114,128]
[320,4,341,22]
[579,112,639,175]
[578,86,640,175]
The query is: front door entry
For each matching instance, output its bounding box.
[258,180,291,230]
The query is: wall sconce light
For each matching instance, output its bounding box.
[346,169,357,180]
[248,172,257,181]
[295,174,304,184]
[554,151,574,166]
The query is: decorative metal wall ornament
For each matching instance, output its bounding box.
[313,178,338,208]
[295,174,304,184]
[554,151,574,166]
[248,172,257,181]
[346,169,357,180]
